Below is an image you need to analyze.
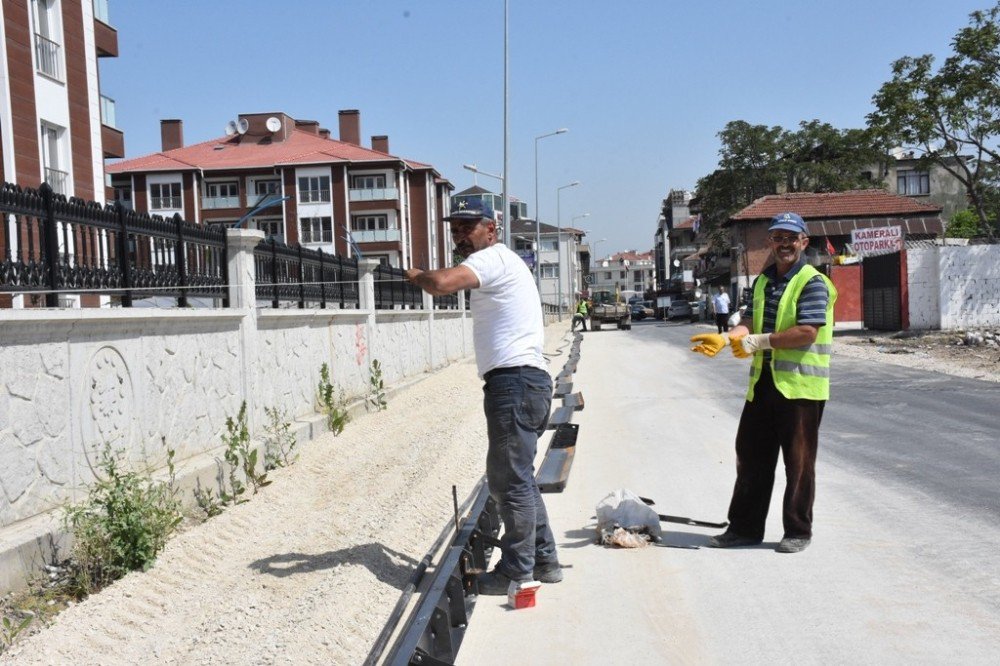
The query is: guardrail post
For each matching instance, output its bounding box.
[173,213,188,307]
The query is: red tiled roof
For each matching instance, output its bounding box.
[729,190,942,223]
[674,216,697,229]
[107,129,403,174]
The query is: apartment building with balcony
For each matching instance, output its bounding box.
[107,109,453,269]
[1,0,123,198]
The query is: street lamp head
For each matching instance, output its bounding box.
[462,163,478,173]
[555,128,568,134]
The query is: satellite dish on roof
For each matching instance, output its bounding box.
[236,118,249,135]
[265,116,281,132]
[224,120,238,136]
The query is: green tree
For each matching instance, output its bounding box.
[947,208,983,238]
[868,2,1000,240]
[781,121,888,193]
[693,120,885,245]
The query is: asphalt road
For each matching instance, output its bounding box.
[457,319,1000,665]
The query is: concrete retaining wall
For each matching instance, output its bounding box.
[0,232,475,593]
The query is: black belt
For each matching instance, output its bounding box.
[483,365,531,381]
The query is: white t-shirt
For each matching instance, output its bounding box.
[712,292,730,314]
[461,243,546,378]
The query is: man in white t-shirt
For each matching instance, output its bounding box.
[405,198,562,595]
[712,286,731,334]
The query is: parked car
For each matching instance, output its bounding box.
[666,300,693,320]
[629,303,654,320]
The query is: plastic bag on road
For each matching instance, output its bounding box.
[595,489,662,548]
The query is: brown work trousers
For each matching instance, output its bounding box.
[726,366,824,541]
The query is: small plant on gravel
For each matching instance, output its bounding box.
[317,363,350,435]
[62,443,183,596]
[0,614,34,653]
[221,401,270,499]
[366,358,388,412]
[263,406,298,470]
[193,484,225,519]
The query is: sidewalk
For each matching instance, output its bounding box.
[457,321,1000,664]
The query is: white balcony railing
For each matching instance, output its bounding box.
[351,228,401,243]
[45,167,69,195]
[34,33,61,80]
[201,195,240,209]
[349,187,398,202]
[151,196,182,210]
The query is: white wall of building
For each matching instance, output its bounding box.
[908,244,1000,330]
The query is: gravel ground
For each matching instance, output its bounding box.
[835,329,1000,383]
[2,323,994,664]
[2,323,576,665]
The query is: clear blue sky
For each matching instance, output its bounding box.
[103,0,988,256]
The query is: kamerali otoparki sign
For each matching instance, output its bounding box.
[850,225,903,257]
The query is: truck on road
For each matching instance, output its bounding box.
[589,290,631,331]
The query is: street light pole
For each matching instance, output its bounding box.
[534,128,568,291]
[502,0,510,249]
[555,181,580,321]
[570,213,590,306]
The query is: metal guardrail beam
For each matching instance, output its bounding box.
[384,483,501,665]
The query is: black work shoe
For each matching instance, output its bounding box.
[533,561,564,584]
[707,531,763,548]
[775,537,811,553]
[476,568,528,596]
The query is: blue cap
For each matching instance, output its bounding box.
[768,212,807,235]
[445,198,494,222]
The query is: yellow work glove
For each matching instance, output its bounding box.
[732,333,771,359]
[690,333,730,357]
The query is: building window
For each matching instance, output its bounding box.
[40,122,67,194]
[301,216,332,243]
[253,217,284,241]
[113,185,132,209]
[206,182,237,198]
[633,270,642,282]
[897,170,930,195]
[254,179,280,195]
[351,214,389,231]
[150,182,182,210]
[620,270,626,280]
[541,263,559,279]
[540,239,558,251]
[32,0,61,81]
[603,271,612,281]
[298,176,330,203]
[352,174,386,189]
[514,237,533,251]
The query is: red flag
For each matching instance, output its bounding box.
[825,238,836,255]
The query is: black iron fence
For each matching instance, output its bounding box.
[374,263,423,310]
[1,181,227,307]
[253,237,360,309]
[1,180,470,312]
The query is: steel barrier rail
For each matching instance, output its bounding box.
[383,482,501,665]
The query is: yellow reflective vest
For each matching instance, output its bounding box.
[747,265,838,402]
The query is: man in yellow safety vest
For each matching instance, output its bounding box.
[689,212,837,554]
